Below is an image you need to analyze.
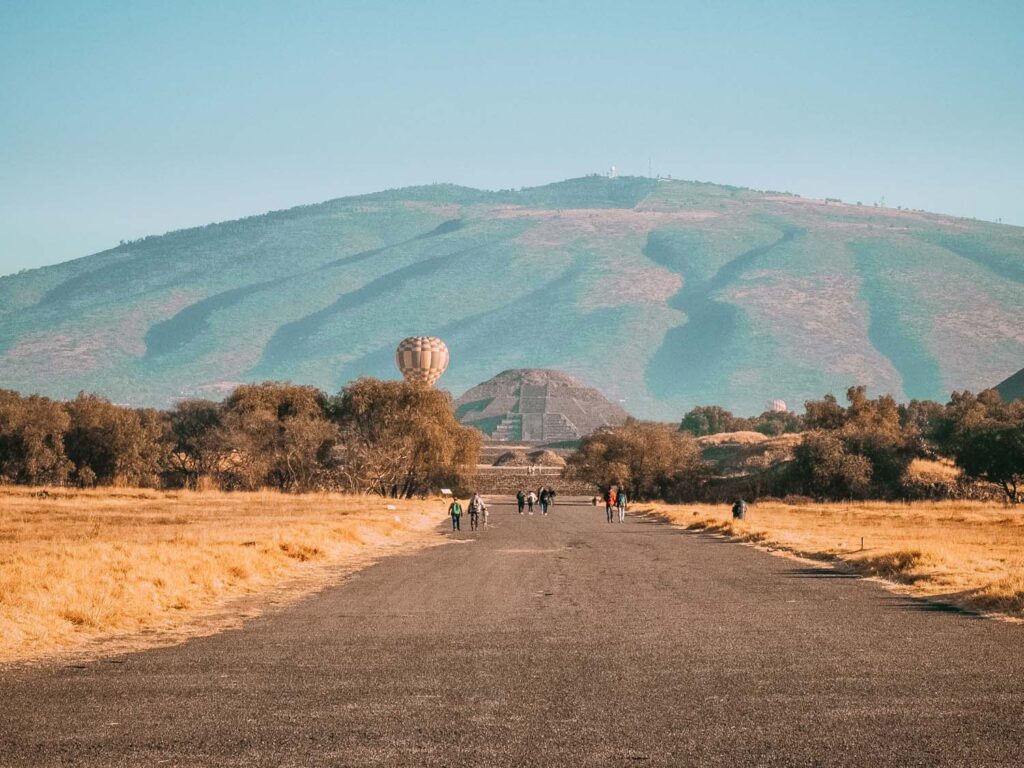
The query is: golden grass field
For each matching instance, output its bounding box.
[643,497,1024,618]
[0,487,445,664]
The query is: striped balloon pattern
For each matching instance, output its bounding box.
[395,336,450,387]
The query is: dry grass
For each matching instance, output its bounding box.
[906,457,962,481]
[0,487,446,664]
[695,431,769,446]
[644,499,1024,617]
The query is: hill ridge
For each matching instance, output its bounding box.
[1,176,1023,418]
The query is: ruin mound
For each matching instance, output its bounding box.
[456,368,628,442]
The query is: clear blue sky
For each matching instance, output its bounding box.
[1,0,1022,276]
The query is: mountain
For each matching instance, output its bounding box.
[1,176,1023,419]
[996,368,1024,402]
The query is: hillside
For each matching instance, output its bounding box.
[996,367,1024,402]
[1,176,1023,419]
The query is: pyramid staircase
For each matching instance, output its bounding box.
[492,413,523,441]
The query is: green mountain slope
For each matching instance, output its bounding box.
[1,176,1022,419]
[996,368,1024,402]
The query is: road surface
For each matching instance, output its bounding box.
[1,499,1022,766]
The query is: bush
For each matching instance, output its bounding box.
[566,420,704,501]
[788,432,873,499]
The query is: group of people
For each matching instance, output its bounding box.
[447,492,489,531]
[598,486,629,523]
[448,489,749,533]
[516,486,556,515]
[448,488,560,531]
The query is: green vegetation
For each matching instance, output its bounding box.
[0,381,480,496]
[1,176,1022,418]
[564,420,703,501]
[680,405,803,437]
[584,386,1024,504]
[996,367,1024,402]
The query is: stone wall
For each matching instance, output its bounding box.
[467,467,597,497]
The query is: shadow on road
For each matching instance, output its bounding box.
[880,595,983,619]
[783,566,859,580]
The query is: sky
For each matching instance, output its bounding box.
[1,0,1022,276]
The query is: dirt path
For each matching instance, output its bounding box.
[1,499,1022,766]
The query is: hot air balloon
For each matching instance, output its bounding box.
[395,336,450,387]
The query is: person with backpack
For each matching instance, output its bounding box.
[449,498,463,531]
[539,487,550,515]
[516,489,526,515]
[526,490,537,515]
[617,488,628,523]
[467,492,488,530]
[732,498,747,521]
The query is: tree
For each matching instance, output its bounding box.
[566,420,704,501]
[64,394,168,487]
[215,383,339,491]
[840,386,915,491]
[899,398,946,454]
[938,389,1024,503]
[786,387,918,499]
[804,393,846,431]
[166,399,224,488]
[679,406,739,436]
[751,409,803,437]
[955,423,1024,503]
[331,378,480,497]
[0,390,72,485]
[789,432,873,499]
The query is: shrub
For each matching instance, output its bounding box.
[566,420,704,501]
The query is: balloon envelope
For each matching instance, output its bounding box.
[396,336,450,387]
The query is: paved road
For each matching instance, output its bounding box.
[2,500,1023,767]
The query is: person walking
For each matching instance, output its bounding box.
[449,498,463,531]
[467,492,488,530]
[539,487,550,515]
[467,494,481,531]
[516,489,526,515]
[527,490,537,515]
[617,488,628,523]
[732,498,747,521]
[604,486,616,524]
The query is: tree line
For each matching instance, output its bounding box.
[0,379,481,495]
[3,379,1021,504]
[568,387,1024,504]
[679,405,803,437]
